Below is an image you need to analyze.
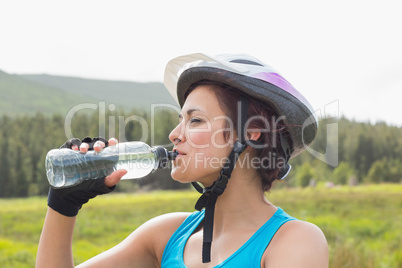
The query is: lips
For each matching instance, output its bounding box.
[173,149,186,157]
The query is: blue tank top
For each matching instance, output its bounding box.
[161,207,296,267]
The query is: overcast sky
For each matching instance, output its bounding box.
[1,0,401,126]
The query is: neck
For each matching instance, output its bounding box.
[210,164,276,235]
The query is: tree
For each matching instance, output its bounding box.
[333,162,354,185]
[13,144,28,197]
[366,158,402,184]
[295,162,314,187]
[357,134,374,176]
[0,123,12,197]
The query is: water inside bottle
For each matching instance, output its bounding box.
[115,143,157,180]
[46,148,118,187]
[46,142,163,188]
[117,152,156,179]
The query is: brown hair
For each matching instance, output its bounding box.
[185,80,288,192]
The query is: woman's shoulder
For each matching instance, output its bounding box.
[263,220,328,267]
[277,220,328,247]
[147,211,193,227]
[139,211,193,240]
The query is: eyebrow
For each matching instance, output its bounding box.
[179,108,203,118]
[187,108,202,115]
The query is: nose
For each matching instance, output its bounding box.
[169,121,185,145]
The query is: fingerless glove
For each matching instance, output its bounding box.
[48,177,115,216]
[60,136,108,150]
[47,136,114,217]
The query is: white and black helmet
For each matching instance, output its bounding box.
[165,53,318,158]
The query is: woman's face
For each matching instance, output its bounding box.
[169,85,234,186]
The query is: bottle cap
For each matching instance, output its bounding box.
[154,147,178,169]
[168,151,178,160]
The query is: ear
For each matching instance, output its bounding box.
[247,129,261,142]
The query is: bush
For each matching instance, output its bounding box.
[295,162,314,187]
[333,161,354,185]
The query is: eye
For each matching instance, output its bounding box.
[189,117,202,124]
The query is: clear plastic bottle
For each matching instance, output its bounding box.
[45,141,177,188]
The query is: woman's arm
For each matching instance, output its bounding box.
[36,146,126,268]
[76,212,190,268]
[36,169,188,267]
[36,206,189,268]
[36,138,188,267]
[36,208,76,268]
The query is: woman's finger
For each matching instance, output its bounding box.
[104,169,127,187]
[72,144,79,151]
[93,141,105,152]
[79,143,89,153]
[108,138,118,146]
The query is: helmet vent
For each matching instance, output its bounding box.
[230,59,263,66]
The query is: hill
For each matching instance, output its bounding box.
[0,70,178,117]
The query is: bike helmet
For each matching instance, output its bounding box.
[165,53,318,158]
[164,53,318,263]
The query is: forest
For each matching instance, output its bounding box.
[0,108,401,198]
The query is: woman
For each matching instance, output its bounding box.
[36,53,328,267]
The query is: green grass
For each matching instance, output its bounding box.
[267,184,402,268]
[0,185,401,267]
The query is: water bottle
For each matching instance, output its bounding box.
[45,141,178,188]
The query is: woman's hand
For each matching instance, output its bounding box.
[81,137,126,187]
[69,137,127,187]
[48,137,127,217]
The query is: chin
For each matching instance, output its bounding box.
[170,167,192,184]
[171,167,220,187]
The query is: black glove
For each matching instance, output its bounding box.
[48,177,115,216]
[60,136,109,150]
[48,136,114,217]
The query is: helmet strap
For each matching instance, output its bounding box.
[277,128,293,179]
[192,96,249,263]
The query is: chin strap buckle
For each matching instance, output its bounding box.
[209,173,229,196]
[233,140,248,154]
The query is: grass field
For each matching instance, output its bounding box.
[0,184,401,267]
